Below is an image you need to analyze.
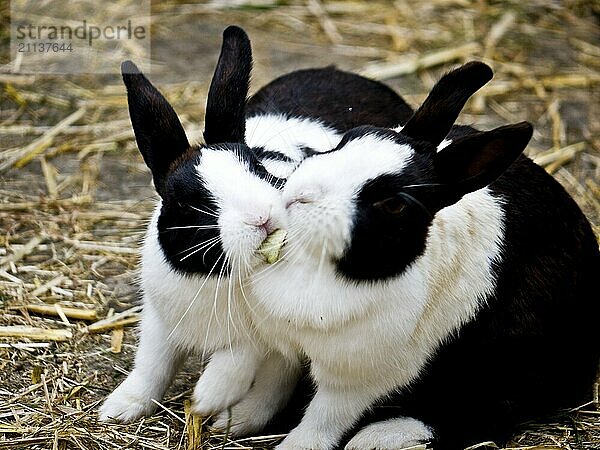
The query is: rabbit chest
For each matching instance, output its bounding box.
[250,189,505,386]
[139,205,255,353]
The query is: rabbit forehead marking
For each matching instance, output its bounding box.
[245,113,341,158]
[281,134,413,260]
[195,148,273,210]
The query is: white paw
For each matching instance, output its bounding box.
[99,375,157,422]
[191,368,254,416]
[275,427,336,450]
[344,417,433,450]
[211,396,276,437]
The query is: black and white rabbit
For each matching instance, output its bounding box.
[99,28,293,428]
[99,25,415,435]
[248,62,600,449]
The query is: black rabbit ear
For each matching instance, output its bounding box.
[401,62,493,148]
[434,121,533,193]
[203,26,252,145]
[121,60,190,197]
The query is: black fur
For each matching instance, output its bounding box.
[333,121,532,282]
[252,146,295,163]
[352,154,600,449]
[121,60,190,197]
[203,26,252,145]
[246,66,414,132]
[121,26,600,448]
[156,144,282,275]
[401,61,493,146]
[334,128,437,280]
[157,152,225,274]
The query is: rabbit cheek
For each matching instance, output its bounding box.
[156,207,223,274]
[285,198,353,261]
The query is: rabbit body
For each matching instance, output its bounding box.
[249,65,600,449]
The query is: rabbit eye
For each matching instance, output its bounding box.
[373,197,407,215]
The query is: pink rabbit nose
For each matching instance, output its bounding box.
[245,214,276,234]
[260,218,276,234]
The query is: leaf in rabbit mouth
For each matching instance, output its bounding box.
[258,229,287,264]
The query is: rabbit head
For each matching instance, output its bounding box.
[122,26,286,276]
[281,62,533,280]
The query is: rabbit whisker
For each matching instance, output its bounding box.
[316,237,328,279]
[167,251,224,343]
[249,225,311,283]
[201,251,228,362]
[175,235,220,258]
[201,239,223,267]
[164,225,220,231]
[398,192,434,220]
[225,253,237,359]
[233,251,259,348]
[180,236,222,262]
[187,204,219,218]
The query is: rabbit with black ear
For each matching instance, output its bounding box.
[100,24,418,435]
[249,61,600,449]
[99,27,298,430]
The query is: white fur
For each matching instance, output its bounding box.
[437,138,452,151]
[261,157,299,180]
[212,352,301,436]
[283,134,413,263]
[100,148,296,423]
[245,113,342,160]
[249,134,505,449]
[99,300,183,421]
[246,114,344,180]
[345,417,433,450]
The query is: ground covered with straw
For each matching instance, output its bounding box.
[1,1,599,449]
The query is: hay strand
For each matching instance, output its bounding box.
[0,326,72,341]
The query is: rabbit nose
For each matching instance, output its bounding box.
[245,212,276,234]
[261,218,276,234]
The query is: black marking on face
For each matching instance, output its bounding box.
[251,146,295,163]
[158,152,226,275]
[335,151,439,281]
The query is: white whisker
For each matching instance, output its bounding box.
[188,205,219,218]
[167,252,224,342]
[165,225,220,230]
[180,236,221,262]
[201,252,227,362]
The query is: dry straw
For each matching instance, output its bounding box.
[1,0,598,448]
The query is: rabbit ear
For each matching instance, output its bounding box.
[401,62,493,147]
[434,121,533,193]
[203,26,252,145]
[121,60,190,197]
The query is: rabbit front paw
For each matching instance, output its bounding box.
[344,417,433,450]
[99,374,157,422]
[211,396,276,437]
[191,362,256,416]
[275,428,337,450]
[190,373,250,416]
